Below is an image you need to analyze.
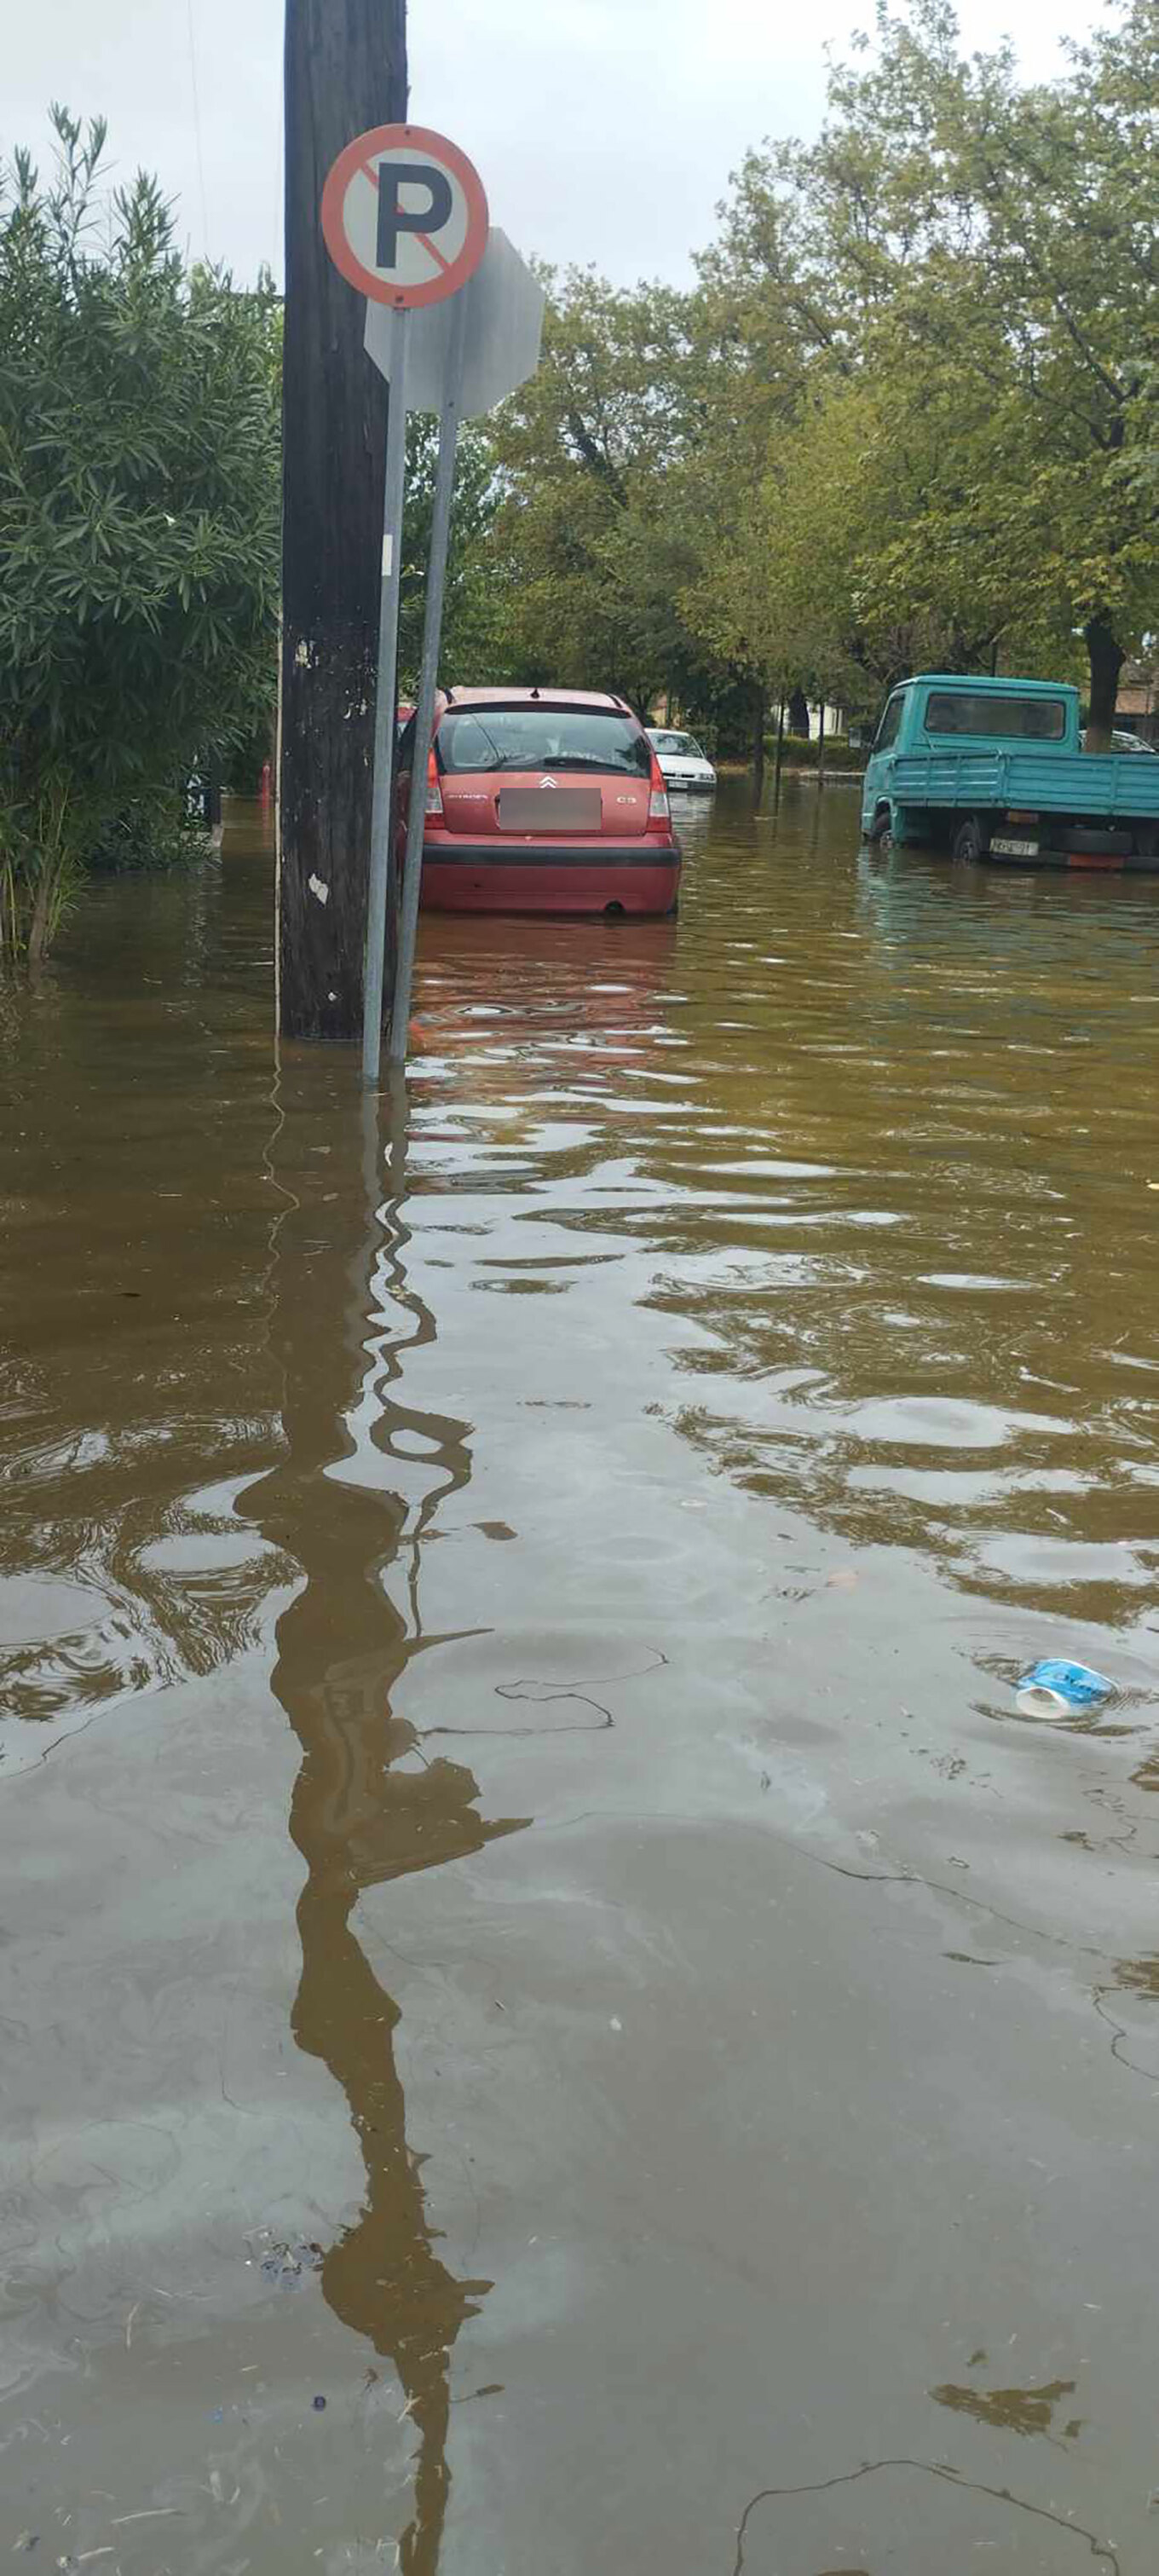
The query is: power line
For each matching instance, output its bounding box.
[185,0,210,258]
[274,53,283,279]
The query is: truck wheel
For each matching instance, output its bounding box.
[953,818,985,863]
[1057,823,1133,858]
[868,804,892,846]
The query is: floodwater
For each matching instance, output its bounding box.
[3,783,1159,2574]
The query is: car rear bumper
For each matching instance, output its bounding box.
[418,840,682,915]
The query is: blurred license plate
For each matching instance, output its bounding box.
[990,835,1040,856]
[499,788,603,833]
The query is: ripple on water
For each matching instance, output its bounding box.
[3,794,1159,2573]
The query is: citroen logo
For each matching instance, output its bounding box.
[539,776,557,789]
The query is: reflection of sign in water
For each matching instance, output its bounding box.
[242,1091,526,2573]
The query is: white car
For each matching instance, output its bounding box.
[1081,727,1157,753]
[646,726,717,792]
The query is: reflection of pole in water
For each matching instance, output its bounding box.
[247,1073,525,2574]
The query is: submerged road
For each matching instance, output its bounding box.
[3,783,1159,2570]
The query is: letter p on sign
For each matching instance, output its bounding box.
[321,124,488,309]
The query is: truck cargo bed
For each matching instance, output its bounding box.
[889,748,1159,819]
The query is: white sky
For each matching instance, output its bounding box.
[5,0,1093,290]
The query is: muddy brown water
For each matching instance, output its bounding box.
[3,783,1159,2573]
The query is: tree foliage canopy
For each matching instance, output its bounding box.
[487,0,1158,746]
[399,413,511,691]
[0,108,280,959]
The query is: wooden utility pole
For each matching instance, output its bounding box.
[280,0,407,1040]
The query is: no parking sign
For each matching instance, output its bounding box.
[320,123,488,309]
[320,118,539,1083]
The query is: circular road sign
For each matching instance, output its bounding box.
[321,124,488,310]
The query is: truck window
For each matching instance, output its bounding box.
[924,690,1067,741]
[874,694,904,751]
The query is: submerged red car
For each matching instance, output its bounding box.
[394,688,682,916]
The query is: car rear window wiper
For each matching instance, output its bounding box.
[533,752,646,773]
[444,746,649,776]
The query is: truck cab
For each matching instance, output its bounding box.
[862,673,1159,869]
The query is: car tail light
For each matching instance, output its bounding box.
[424,748,445,824]
[647,750,671,830]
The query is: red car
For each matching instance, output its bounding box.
[394,688,682,916]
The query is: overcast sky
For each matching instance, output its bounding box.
[6,0,1093,290]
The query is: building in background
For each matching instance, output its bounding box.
[1116,660,1158,745]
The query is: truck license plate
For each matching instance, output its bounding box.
[990,835,1040,857]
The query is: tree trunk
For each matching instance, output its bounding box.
[751,685,766,796]
[26,861,55,972]
[773,697,786,797]
[26,787,68,971]
[1083,613,1123,754]
[280,0,408,1040]
[787,685,810,737]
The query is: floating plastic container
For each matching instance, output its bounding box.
[1017,1657,1113,1716]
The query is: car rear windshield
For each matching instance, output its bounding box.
[438,707,650,776]
[652,731,705,757]
[924,690,1067,741]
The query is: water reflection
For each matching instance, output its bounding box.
[929,2377,1080,2440]
[8,794,1159,2573]
[242,1077,526,2573]
[0,852,285,1765]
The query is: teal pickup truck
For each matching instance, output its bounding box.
[861,673,1159,869]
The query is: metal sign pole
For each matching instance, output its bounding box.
[388,290,469,1066]
[361,307,409,1089]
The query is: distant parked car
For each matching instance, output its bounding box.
[862,673,1159,868]
[1080,727,1158,754]
[184,765,222,829]
[645,726,717,793]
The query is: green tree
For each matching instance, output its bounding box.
[684,355,1088,736]
[398,415,514,691]
[713,0,1159,738]
[0,109,280,962]
[487,268,744,719]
